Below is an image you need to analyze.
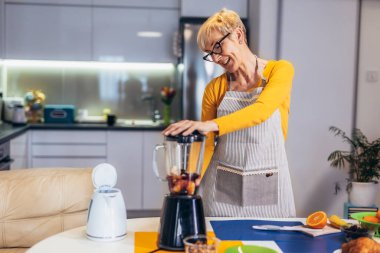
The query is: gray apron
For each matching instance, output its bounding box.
[199,77,296,218]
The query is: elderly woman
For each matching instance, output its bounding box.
[163,9,296,218]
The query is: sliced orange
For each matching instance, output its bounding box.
[306,211,327,229]
[363,216,379,224]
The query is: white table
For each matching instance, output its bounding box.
[27,217,320,253]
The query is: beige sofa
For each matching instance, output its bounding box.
[0,168,93,253]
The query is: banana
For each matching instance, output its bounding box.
[329,215,349,228]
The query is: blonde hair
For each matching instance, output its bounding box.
[197,8,246,51]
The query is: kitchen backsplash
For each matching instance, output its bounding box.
[1,61,180,121]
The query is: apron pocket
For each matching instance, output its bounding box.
[243,170,278,206]
[215,165,279,207]
[215,165,243,206]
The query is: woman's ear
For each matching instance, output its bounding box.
[234,28,245,44]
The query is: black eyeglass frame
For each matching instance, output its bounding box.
[202,33,231,62]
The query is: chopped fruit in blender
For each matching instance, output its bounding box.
[167,172,200,195]
[186,181,196,195]
[170,166,179,176]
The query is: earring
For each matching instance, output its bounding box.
[239,41,242,44]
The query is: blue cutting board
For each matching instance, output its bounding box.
[210,220,345,253]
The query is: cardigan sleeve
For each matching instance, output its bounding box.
[213,60,294,136]
[200,80,219,177]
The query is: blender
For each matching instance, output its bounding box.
[153,131,206,250]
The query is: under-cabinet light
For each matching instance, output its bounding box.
[2,59,175,71]
[137,31,163,38]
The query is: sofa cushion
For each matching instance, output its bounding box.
[0,248,28,253]
[0,168,93,248]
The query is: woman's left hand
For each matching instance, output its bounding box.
[162,120,218,136]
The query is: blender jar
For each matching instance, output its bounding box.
[153,132,205,195]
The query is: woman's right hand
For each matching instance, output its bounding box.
[162,120,218,136]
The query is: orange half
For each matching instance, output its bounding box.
[306,211,327,229]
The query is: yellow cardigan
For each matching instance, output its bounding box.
[201,60,295,176]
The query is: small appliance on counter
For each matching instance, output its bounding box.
[86,163,127,242]
[153,131,206,250]
[44,105,75,124]
[3,97,24,123]
[12,104,27,125]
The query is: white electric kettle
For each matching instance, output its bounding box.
[86,163,127,242]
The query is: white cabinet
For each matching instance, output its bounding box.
[24,129,165,211]
[92,0,179,8]
[4,2,179,62]
[107,131,143,210]
[10,132,28,169]
[0,0,4,59]
[5,4,92,60]
[30,130,107,168]
[5,0,91,4]
[106,131,168,210]
[180,0,247,18]
[142,132,168,209]
[93,7,178,63]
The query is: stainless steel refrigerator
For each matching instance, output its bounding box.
[180,18,225,121]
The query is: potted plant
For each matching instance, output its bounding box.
[328,126,380,206]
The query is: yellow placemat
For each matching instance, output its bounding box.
[135,231,243,253]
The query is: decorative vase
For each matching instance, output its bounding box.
[163,104,171,126]
[350,182,378,206]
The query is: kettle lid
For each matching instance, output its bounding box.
[92,163,117,188]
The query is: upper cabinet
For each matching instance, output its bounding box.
[5,4,92,60]
[3,1,179,62]
[5,0,91,4]
[180,0,247,18]
[92,0,179,8]
[93,7,179,63]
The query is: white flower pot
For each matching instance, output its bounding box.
[350,182,378,207]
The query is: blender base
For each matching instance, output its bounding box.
[158,194,206,250]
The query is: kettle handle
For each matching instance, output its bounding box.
[153,144,166,182]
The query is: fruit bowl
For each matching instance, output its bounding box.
[351,212,380,238]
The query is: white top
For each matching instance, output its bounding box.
[28,217,314,253]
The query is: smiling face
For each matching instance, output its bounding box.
[203,29,243,72]
[197,9,247,73]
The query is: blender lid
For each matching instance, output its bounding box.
[165,130,205,143]
[92,163,117,188]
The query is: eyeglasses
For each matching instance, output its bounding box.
[202,33,231,62]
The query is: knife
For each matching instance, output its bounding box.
[252,225,322,232]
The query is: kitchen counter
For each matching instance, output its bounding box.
[0,122,29,145]
[0,121,165,145]
[30,122,166,131]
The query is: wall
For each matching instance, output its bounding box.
[356,0,380,207]
[280,0,359,217]
[248,0,279,60]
